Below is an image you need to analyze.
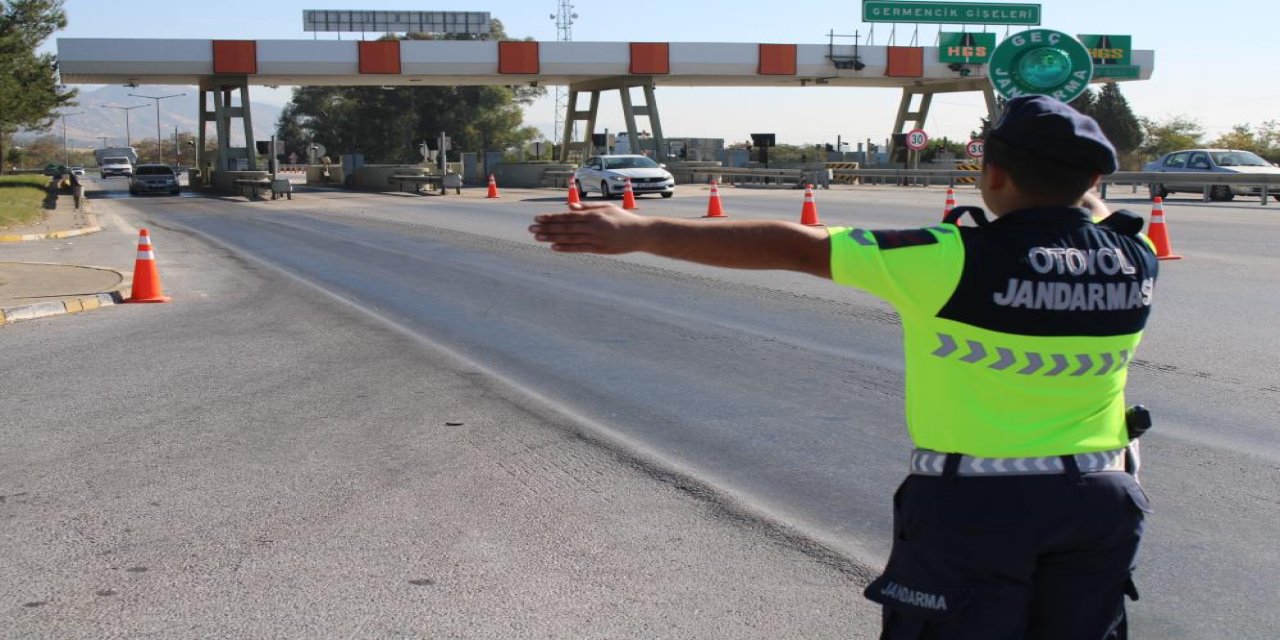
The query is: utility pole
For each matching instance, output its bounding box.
[60,111,85,166]
[105,104,147,148]
[129,92,186,163]
[550,2,578,147]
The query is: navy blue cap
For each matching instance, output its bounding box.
[989,95,1118,175]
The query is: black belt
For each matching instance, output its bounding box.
[910,447,1127,477]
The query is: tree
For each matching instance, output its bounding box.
[1091,83,1143,159]
[922,136,965,162]
[969,97,1007,141]
[0,0,77,174]
[276,18,545,165]
[1209,124,1262,154]
[1139,115,1204,159]
[1068,87,1096,119]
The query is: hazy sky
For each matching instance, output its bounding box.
[44,0,1280,147]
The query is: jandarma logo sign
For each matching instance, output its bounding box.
[988,29,1093,102]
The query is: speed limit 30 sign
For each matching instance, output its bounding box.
[905,129,929,151]
[965,139,985,158]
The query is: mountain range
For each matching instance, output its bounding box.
[18,84,286,148]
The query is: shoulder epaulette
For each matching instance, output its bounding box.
[1096,210,1145,236]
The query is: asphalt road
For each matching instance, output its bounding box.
[6,178,1279,638]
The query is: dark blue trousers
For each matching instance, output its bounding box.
[865,465,1149,639]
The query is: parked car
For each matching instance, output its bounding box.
[1143,149,1280,201]
[129,164,180,196]
[100,156,134,178]
[574,154,675,199]
[69,166,85,176]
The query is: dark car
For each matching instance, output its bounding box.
[1143,149,1280,201]
[129,164,180,196]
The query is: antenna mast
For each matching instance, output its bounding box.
[550,2,578,145]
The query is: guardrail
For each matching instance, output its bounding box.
[807,168,1279,205]
[1099,171,1279,204]
[687,167,832,189]
[542,170,574,188]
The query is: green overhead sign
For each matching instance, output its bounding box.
[1093,65,1140,80]
[1078,34,1132,66]
[939,32,997,63]
[863,1,1041,25]
[989,29,1093,102]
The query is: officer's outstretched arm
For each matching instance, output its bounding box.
[529,202,832,278]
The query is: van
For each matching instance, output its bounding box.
[100,157,134,178]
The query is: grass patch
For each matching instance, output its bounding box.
[0,175,52,229]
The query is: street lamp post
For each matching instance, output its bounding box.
[104,104,147,148]
[129,92,186,163]
[61,111,85,166]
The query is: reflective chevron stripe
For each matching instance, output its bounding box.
[930,333,1134,377]
[910,448,1126,476]
[849,228,876,246]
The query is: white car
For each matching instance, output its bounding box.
[574,154,675,199]
[1143,149,1280,201]
[100,157,134,178]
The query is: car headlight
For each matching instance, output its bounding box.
[609,175,626,181]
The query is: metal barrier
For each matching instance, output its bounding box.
[1099,171,1280,205]
[542,170,574,188]
[822,168,1280,205]
[688,167,831,189]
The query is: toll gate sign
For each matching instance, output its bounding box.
[988,29,1093,102]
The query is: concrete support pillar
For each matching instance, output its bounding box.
[557,76,667,162]
[886,78,992,164]
[198,76,257,173]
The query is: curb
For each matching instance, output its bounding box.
[0,224,104,243]
[0,288,130,326]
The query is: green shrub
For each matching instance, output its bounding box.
[0,175,53,229]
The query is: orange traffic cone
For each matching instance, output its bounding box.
[486,174,500,199]
[800,183,821,226]
[703,180,726,218]
[567,182,581,205]
[622,178,638,210]
[1147,197,1182,260]
[126,228,171,303]
[943,187,956,221]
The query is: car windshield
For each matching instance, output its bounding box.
[104,158,129,164]
[1210,151,1269,167]
[135,166,174,176]
[604,156,659,170]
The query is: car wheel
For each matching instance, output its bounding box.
[600,180,612,199]
[1209,185,1234,201]
[576,180,587,199]
[1151,184,1169,199]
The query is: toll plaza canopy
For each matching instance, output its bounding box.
[56,38,1153,88]
[56,37,1154,166]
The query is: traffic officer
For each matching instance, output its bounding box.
[528,95,1158,639]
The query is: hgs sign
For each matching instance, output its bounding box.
[988,29,1093,102]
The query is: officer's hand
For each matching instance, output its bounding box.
[529,203,650,255]
[1080,191,1110,220]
